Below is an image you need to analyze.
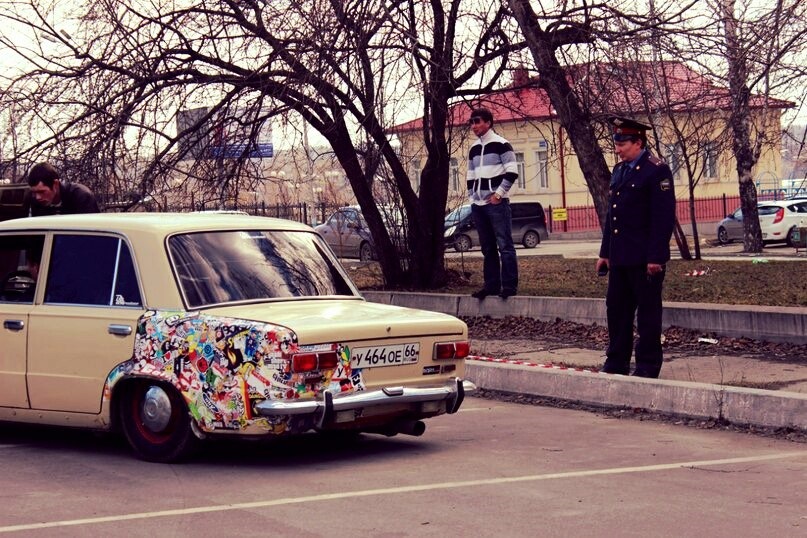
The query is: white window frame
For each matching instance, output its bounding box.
[703,142,718,180]
[450,158,460,192]
[410,158,422,193]
[664,143,684,183]
[515,152,526,189]
[534,140,549,190]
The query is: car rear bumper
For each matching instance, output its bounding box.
[253,378,476,424]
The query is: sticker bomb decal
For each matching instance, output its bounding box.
[105,310,364,434]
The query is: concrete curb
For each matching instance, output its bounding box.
[465,359,807,430]
[362,291,807,345]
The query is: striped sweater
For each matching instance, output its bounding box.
[466,130,518,205]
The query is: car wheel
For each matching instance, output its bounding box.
[522,230,541,248]
[786,226,797,247]
[453,234,472,252]
[717,227,730,245]
[119,381,197,463]
[359,241,374,261]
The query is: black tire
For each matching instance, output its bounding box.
[717,227,730,245]
[359,241,374,262]
[119,381,197,463]
[522,230,541,248]
[453,234,472,252]
[786,226,797,247]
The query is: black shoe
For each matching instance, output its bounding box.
[471,288,497,299]
[631,370,660,379]
[499,289,517,299]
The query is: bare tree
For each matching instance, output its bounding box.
[0,0,525,288]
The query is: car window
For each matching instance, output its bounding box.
[757,206,781,216]
[0,234,44,303]
[45,234,142,307]
[169,230,356,308]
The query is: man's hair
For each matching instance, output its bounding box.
[470,107,494,126]
[27,162,60,188]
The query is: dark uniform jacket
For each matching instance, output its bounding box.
[25,182,100,217]
[598,150,676,267]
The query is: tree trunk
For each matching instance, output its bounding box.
[508,0,612,228]
[721,0,763,253]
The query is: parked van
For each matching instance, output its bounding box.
[0,184,29,222]
[444,201,549,252]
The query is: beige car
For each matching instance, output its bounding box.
[0,213,473,462]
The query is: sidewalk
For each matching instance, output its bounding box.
[463,337,807,431]
[470,337,807,393]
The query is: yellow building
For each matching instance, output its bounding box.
[394,62,793,213]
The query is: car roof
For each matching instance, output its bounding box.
[0,212,313,234]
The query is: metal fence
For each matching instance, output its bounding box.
[160,194,785,234]
[546,193,781,233]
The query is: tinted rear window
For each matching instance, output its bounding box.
[168,230,356,308]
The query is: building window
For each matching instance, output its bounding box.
[703,142,718,180]
[450,158,460,192]
[515,152,526,189]
[664,143,684,183]
[410,158,422,193]
[535,141,549,189]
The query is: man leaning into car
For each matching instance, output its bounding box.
[24,162,100,216]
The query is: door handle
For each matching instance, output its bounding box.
[108,324,133,336]
[3,320,24,331]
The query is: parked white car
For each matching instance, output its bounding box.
[716,199,807,245]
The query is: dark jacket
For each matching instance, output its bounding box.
[26,182,100,216]
[599,150,676,266]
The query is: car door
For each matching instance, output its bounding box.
[26,233,144,413]
[341,208,366,258]
[319,211,347,257]
[0,234,45,408]
[726,207,744,241]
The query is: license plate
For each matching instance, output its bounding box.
[350,343,420,368]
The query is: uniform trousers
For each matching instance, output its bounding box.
[602,264,665,377]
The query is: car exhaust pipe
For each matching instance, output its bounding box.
[368,420,426,437]
[396,420,426,437]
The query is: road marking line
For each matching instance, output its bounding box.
[0,452,803,533]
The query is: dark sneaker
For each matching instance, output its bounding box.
[498,289,517,299]
[471,288,496,299]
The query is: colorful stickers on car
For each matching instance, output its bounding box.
[105,310,365,434]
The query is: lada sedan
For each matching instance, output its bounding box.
[0,213,473,462]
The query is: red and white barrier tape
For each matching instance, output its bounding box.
[467,355,599,374]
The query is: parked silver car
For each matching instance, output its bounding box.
[716,200,807,246]
[315,206,404,261]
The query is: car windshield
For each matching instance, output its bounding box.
[445,205,471,226]
[168,230,357,308]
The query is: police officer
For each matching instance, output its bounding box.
[595,117,676,378]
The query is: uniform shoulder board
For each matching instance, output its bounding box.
[647,154,665,166]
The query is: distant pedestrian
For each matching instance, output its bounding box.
[596,117,676,378]
[24,162,99,216]
[466,107,519,299]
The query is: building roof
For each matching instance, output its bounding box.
[392,61,795,133]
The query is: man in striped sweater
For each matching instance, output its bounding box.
[466,107,519,299]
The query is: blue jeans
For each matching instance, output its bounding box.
[471,200,518,292]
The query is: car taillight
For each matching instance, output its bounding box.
[773,207,784,224]
[434,341,470,360]
[290,351,340,373]
[318,351,339,370]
